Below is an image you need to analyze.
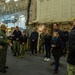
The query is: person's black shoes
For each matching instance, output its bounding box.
[13,54,16,56]
[0,69,7,73]
[18,53,19,56]
[50,62,55,65]
[34,54,37,56]
[4,66,8,69]
[53,70,58,74]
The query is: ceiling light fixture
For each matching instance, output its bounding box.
[20,15,24,18]
[14,0,18,2]
[11,16,15,19]
[5,0,10,3]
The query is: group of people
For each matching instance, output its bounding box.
[0,20,75,75]
[0,25,28,73]
[29,23,69,74]
[10,26,27,58]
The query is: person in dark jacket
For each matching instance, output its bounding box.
[51,32,62,74]
[53,24,65,53]
[30,28,38,55]
[44,28,51,61]
[50,23,64,65]
[12,26,21,56]
[63,28,69,56]
[19,31,27,58]
[53,24,65,42]
[9,33,14,53]
[67,21,75,75]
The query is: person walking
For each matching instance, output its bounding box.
[50,23,64,65]
[51,32,62,74]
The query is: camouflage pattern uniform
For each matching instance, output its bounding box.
[19,33,27,58]
[19,44,26,58]
[39,32,45,54]
[67,64,75,75]
[0,30,9,71]
[12,27,21,56]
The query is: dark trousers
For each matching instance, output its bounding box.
[0,48,7,69]
[11,40,13,53]
[45,45,51,58]
[63,42,67,55]
[61,42,64,56]
[30,42,37,54]
[54,56,60,71]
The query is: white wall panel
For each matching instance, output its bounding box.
[46,0,53,22]
[37,0,41,22]
[36,0,75,23]
[53,0,61,22]
[71,0,75,19]
[61,0,70,22]
[40,0,46,23]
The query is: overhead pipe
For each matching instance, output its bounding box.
[26,0,31,25]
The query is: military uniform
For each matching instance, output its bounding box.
[0,30,9,72]
[67,27,75,75]
[19,34,27,58]
[12,29,21,56]
[39,32,45,54]
[67,64,75,75]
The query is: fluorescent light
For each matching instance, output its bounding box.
[2,19,4,21]
[11,16,15,19]
[20,15,24,18]
[5,0,10,3]
[14,0,18,2]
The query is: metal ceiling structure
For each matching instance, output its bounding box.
[0,0,28,15]
[26,0,31,25]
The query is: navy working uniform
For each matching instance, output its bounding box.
[19,33,27,58]
[0,30,9,73]
[12,28,21,56]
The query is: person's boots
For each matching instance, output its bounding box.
[53,70,58,74]
[4,66,8,69]
[13,53,16,56]
[54,71,58,74]
[18,52,19,56]
[0,68,7,73]
[50,62,55,65]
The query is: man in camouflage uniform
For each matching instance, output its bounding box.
[67,21,75,75]
[39,29,45,54]
[67,64,75,75]
[12,26,21,56]
[0,25,10,73]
